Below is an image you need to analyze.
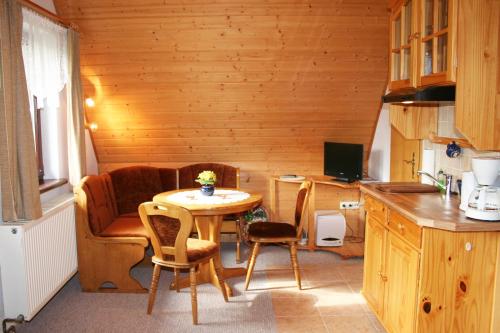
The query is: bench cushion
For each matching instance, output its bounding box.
[99,213,149,238]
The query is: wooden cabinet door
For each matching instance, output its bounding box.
[455,0,500,150]
[389,0,418,90]
[417,228,498,333]
[417,0,457,86]
[383,233,420,333]
[390,126,421,182]
[389,104,438,140]
[362,215,386,315]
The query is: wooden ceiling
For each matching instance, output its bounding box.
[54,0,388,199]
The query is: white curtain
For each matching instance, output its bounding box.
[21,8,67,108]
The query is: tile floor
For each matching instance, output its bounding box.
[243,244,387,333]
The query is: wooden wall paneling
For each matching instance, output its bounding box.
[54,0,389,208]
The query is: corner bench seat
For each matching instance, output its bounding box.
[75,166,177,293]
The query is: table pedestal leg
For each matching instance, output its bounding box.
[169,215,246,296]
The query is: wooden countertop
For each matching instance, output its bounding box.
[361,183,500,232]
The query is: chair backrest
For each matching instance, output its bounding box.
[139,202,194,264]
[294,181,312,238]
[178,163,240,189]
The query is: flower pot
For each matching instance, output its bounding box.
[200,185,215,196]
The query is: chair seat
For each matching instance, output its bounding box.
[157,238,219,263]
[185,238,218,262]
[248,222,297,240]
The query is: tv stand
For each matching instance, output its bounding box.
[270,175,364,259]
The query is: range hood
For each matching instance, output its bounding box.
[382,85,455,104]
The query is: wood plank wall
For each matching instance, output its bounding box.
[54,0,388,206]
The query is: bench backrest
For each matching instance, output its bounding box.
[109,166,177,215]
[79,174,118,234]
[178,163,239,189]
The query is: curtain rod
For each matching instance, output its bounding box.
[18,0,77,30]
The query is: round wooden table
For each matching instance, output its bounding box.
[153,188,262,296]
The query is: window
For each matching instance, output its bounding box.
[22,8,69,189]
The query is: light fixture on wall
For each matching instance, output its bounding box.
[85,97,95,108]
[86,122,98,132]
[84,97,98,132]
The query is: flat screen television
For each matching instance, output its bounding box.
[324,142,363,183]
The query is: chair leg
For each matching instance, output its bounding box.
[235,220,241,264]
[189,266,198,325]
[147,264,161,314]
[213,259,229,302]
[289,242,302,290]
[244,242,260,291]
[174,268,180,292]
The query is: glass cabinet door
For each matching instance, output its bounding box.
[419,0,455,85]
[390,0,416,90]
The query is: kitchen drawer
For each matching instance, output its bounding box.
[365,195,387,223]
[388,210,421,249]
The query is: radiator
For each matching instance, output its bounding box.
[0,195,77,321]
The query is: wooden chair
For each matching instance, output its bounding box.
[178,163,244,263]
[138,202,228,325]
[244,181,312,291]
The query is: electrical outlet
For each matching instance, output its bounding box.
[340,201,360,209]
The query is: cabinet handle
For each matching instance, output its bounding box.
[398,223,405,231]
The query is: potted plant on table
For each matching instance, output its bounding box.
[195,170,217,196]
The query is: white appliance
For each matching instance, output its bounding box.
[315,210,346,246]
[460,171,477,211]
[465,157,500,221]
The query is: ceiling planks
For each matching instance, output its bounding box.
[54,0,388,203]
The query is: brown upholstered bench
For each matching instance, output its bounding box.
[74,166,176,293]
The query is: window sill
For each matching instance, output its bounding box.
[39,178,68,194]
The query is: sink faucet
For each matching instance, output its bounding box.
[417,171,453,200]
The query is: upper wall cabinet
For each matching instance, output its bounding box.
[389,0,418,90]
[455,0,500,151]
[388,0,457,91]
[417,0,457,86]
[389,104,438,139]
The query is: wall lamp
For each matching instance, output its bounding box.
[84,97,98,132]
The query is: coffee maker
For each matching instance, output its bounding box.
[465,157,500,221]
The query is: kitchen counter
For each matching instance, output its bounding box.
[361,183,500,232]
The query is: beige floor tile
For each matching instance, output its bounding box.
[276,314,328,333]
[337,263,364,282]
[312,282,367,316]
[301,266,344,282]
[272,294,320,317]
[271,286,309,298]
[367,314,387,332]
[347,280,363,293]
[322,315,379,333]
